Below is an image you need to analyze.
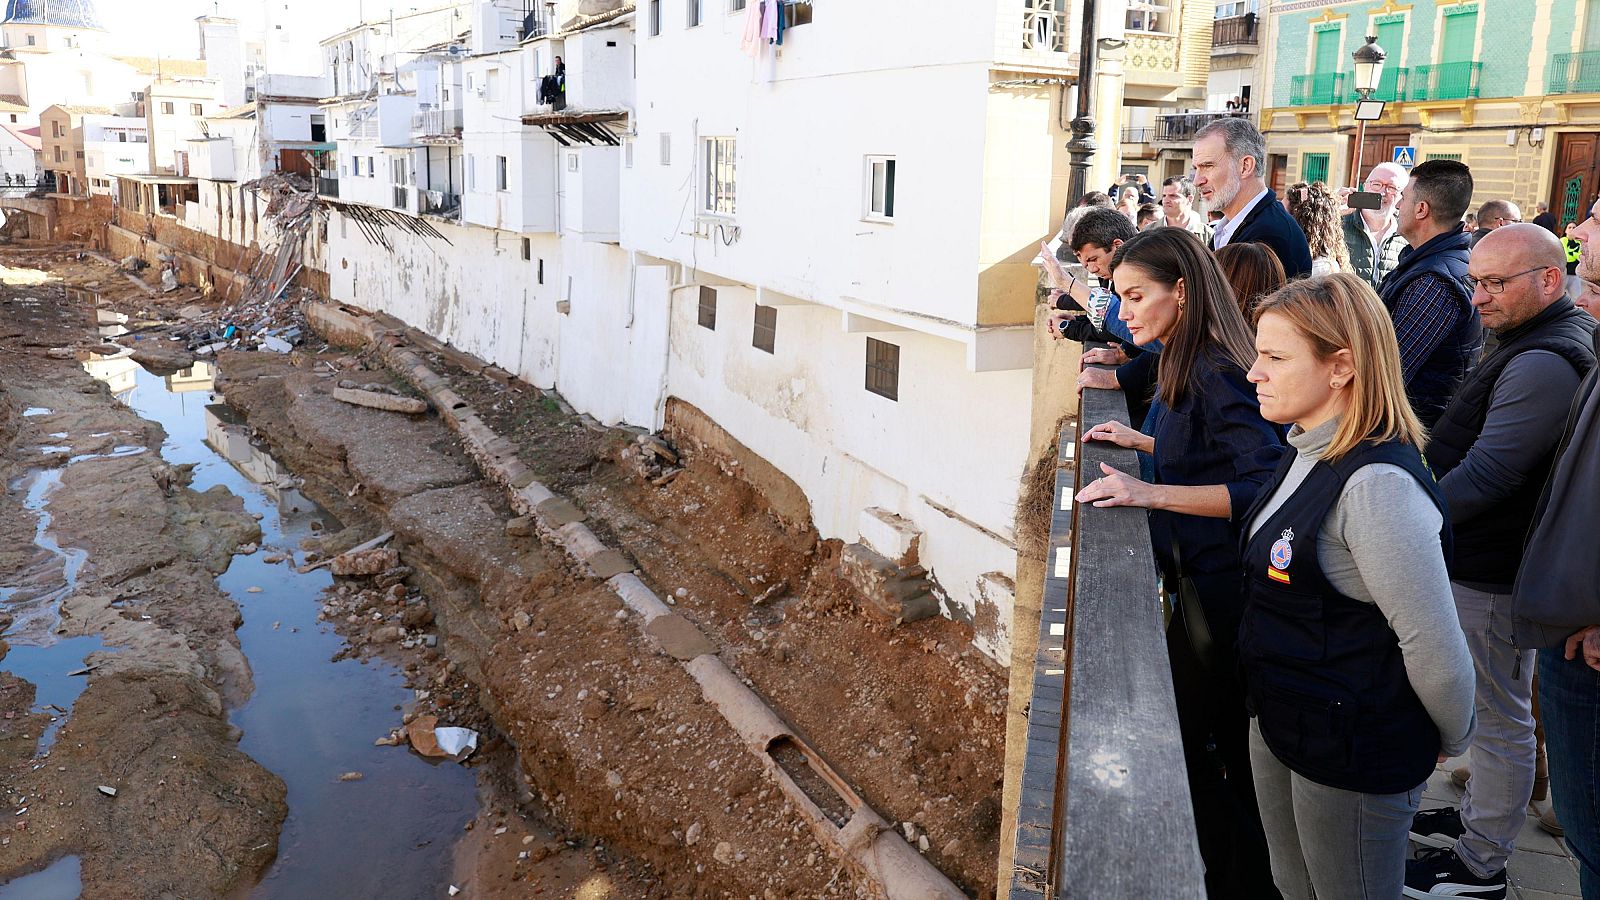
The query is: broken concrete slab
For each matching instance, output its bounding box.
[328,547,401,577]
[587,549,634,580]
[645,613,716,661]
[331,386,428,415]
[535,497,586,526]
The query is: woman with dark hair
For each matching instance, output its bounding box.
[1075,227,1285,898]
[1285,182,1351,276]
[1216,241,1288,317]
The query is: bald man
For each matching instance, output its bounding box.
[1408,224,1598,898]
[1341,161,1411,288]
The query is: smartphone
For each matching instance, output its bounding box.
[1347,190,1382,210]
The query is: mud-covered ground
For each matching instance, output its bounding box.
[1,240,1008,898]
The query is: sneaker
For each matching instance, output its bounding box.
[1409,807,1467,849]
[1403,847,1507,899]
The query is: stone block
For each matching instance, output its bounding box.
[588,549,634,579]
[536,497,586,526]
[857,507,920,564]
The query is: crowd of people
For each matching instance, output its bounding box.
[1040,115,1600,900]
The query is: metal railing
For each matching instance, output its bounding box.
[1155,110,1246,143]
[392,185,411,211]
[1121,126,1155,143]
[1407,61,1482,101]
[1548,51,1600,94]
[1008,362,1204,899]
[412,106,464,138]
[418,188,460,218]
[1351,65,1409,102]
[1211,14,1257,48]
[1290,72,1348,106]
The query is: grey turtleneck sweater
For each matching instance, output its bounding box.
[1246,417,1476,757]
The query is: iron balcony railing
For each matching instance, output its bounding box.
[1121,126,1154,143]
[1211,14,1257,48]
[412,106,464,138]
[1407,61,1482,101]
[1155,110,1247,143]
[1548,50,1600,94]
[1289,71,1347,106]
[419,189,460,218]
[1349,66,1409,103]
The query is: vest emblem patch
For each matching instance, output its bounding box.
[1268,529,1294,583]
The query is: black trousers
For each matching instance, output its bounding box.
[1167,572,1282,900]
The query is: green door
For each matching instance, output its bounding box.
[1373,19,1406,99]
[1441,9,1476,64]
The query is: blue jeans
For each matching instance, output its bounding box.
[1540,650,1600,899]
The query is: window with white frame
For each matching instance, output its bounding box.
[467,154,475,189]
[731,0,746,9]
[783,0,812,27]
[659,132,671,165]
[702,137,736,216]
[865,156,896,220]
[688,0,703,27]
[497,155,508,191]
[1214,0,1257,16]
[648,0,661,35]
[1126,0,1172,32]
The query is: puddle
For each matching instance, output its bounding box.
[0,855,81,899]
[4,635,104,751]
[99,363,478,897]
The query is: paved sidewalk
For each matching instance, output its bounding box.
[1419,756,1582,899]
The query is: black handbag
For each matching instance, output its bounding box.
[1170,539,1218,672]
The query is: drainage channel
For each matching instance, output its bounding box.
[4,357,479,897]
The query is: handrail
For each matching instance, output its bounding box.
[1008,358,1204,898]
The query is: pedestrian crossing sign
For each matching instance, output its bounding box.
[1393,146,1417,168]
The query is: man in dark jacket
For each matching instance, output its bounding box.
[1193,116,1313,278]
[1341,162,1409,289]
[1469,199,1522,249]
[1533,200,1559,236]
[1514,192,1600,900]
[1379,159,1482,427]
[1406,225,1597,899]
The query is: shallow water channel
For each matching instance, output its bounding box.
[3,358,480,897]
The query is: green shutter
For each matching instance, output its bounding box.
[1441,9,1477,64]
[1374,19,1404,64]
[1585,0,1600,51]
[1303,153,1330,184]
[1314,26,1342,75]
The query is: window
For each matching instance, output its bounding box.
[1126,1,1170,32]
[521,237,531,260]
[1214,0,1257,16]
[25,34,33,46]
[752,305,776,353]
[1426,152,1463,162]
[161,101,174,114]
[697,285,717,329]
[625,140,634,168]
[496,155,508,191]
[190,103,203,115]
[7,115,14,124]
[117,131,126,142]
[1302,152,1330,184]
[538,259,544,284]
[731,0,747,9]
[568,152,579,172]
[54,146,63,162]
[865,156,896,220]
[468,155,476,189]
[702,136,736,215]
[783,0,812,27]
[51,121,61,138]
[865,338,900,401]
[486,69,501,102]
[659,132,671,165]
[649,0,661,35]
[688,0,703,27]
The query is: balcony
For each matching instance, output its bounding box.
[418,188,460,219]
[413,106,464,142]
[315,175,339,198]
[1154,111,1247,146]
[1548,51,1600,94]
[1121,126,1155,143]
[1289,72,1347,106]
[1211,14,1257,53]
[1351,66,1409,102]
[1407,62,1482,101]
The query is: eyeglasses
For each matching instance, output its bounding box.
[1465,265,1554,294]
[1363,182,1399,195]
[1498,217,1523,224]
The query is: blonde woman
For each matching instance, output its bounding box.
[1241,273,1475,899]
[1285,182,1353,277]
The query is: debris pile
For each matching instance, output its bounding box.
[620,433,683,487]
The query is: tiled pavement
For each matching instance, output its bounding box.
[1420,756,1582,899]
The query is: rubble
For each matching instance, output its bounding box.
[332,386,429,415]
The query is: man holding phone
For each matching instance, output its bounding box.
[1340,162,1410,289]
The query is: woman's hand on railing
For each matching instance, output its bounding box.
[1076,462,1162,509]
[1078,367,1120,391]
[1082,347,1129,368]
[1083,420,1154,455]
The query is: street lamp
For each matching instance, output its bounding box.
[1348,35,1388,207]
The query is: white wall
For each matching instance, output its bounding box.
[263,102,315,142]
[0,128,40,183]
[559,145,621,242]
[566,24,632,109]
[199,19,247,107]
[187,137,236,181]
